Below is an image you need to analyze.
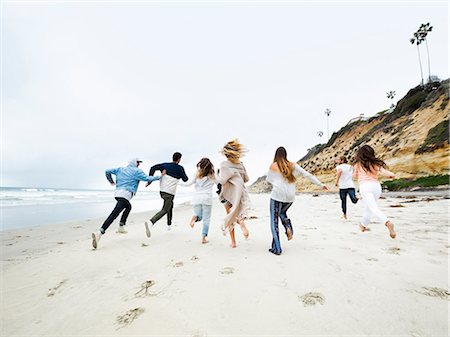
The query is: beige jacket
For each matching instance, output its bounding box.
[218,160,251,233]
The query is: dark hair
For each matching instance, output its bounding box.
[340,156,348,163]
[172,152,182,162]
[197,158,215,178]
[273,147,296,183]
[355,145,387,173]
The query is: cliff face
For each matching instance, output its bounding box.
[250,79,450,193]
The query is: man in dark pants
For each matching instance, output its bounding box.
[145,152,188,237]
[335,156,358,220]
[92,158,165,249]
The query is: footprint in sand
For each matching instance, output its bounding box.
[220,267,234,275]
[367,258,379,262]
[299,292,326,306]
[173,261,184,268]
[141,243,149,247]
[386,247,401,255]
[116,307,145,329]
[191,256,200,262]
[135,280,156,297]
[417,287,449,300]
[47,279,68,297]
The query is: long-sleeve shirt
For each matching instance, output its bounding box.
[267,164,324,203]
[180,173,218,205]
[149,162,188,195]
[353,163,394,183]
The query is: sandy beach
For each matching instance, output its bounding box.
[1,192,449,336]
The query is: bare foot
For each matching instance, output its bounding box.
[385,221,396,239]
[202,236,209,244]
[239,222,249,239]
[189,216,197,228]
[286,228,293,241]
[231,242,236,248]
[341,214,347,220]
[359,224,367,232]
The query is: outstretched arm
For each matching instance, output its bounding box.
[335,169,342,187]
[136,168,164,183]
[295,164,324,187]
[179,173,196,187]
[379,167,395,179]
[105,168,119,185]
[149,163,164,176]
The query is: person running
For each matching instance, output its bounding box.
[181,158,218,244]
[353,145,396,239]
[144,152,189,237]
[91,158,165,249]
[217,139,251,248]
[267,147,328,255]
[335,156,358,219]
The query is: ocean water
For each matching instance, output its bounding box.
[0,187,193,230]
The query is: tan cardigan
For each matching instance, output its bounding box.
[218,160,251,234]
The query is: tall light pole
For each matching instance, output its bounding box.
[324,109,331,141]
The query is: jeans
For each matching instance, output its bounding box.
[193,204,212,237]
[339,188,358,215]
[359,182,388,226]
[151,192,175,226]
[269,199,293,255]
[100,197,132,234]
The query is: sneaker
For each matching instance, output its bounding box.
[91,232,102,249]
[167,225,171,231]
[116,226,128,234]
[144,221,152,238]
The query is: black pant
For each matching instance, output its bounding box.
[151,192,175,226]
[100,197,132,234]
[339,188,358,215]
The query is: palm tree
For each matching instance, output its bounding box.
[410,32,424,86]
[324,109,331,141]
[419,23,433,83]
[410,23,433,85]
[386,91,396,108]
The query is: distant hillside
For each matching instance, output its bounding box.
[250,79,449,193]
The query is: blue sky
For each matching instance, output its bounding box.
[2,1,449,189]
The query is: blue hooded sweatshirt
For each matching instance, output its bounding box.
[105,158,160,195]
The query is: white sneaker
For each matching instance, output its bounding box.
[91,232,102,249]
[116,226,128,234]
[167,225,171,231]
[144,221,152,238]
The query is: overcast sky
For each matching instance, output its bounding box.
[2,1,449,190]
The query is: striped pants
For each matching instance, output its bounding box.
[269,199,293,255]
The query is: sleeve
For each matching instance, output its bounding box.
[149,163,164,176]
[179,173,196,187]
[105,168,119,184]
[136,169,161,183]
[180,166,189,182]
[242,164,249,183]
[217,163,235,185]
[266,168,275,184]
[336,165,342,173]
[294,164,323,187]
[379,167,395,178]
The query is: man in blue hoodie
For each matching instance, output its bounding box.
[91,158,165,249]
[144,152,188,237]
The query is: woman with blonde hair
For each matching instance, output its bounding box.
[353,145,396,239]
[267,147,328,255]
[181,158,217,244]
[217,139,251,248]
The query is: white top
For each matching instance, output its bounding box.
[114,189,133,201]
[267,164,323,203]
[180,173,217,205]
[336,164,355,189]
[159,175,182,195]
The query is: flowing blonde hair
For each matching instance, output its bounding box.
[221,139,247,164]
[274,147,296,183]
